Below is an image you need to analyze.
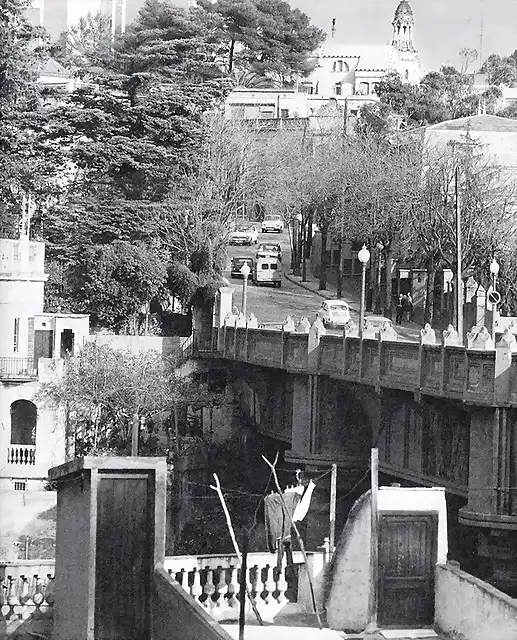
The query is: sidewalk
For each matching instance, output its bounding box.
[284,268,422,343]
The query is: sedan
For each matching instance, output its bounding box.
[261,215,284,233]
[256,242,282,261]
[318,300,351,328]
[229,224,259,245]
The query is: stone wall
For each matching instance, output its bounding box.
[435,563,517,640]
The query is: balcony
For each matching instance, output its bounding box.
[7,445,36,465]
[0,357,37,381]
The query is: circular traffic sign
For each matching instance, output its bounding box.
[488,290,501,305]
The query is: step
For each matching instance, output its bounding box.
[221,625,347,640]
[379,630,441,639]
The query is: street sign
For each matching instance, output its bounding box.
[487,290,501,306]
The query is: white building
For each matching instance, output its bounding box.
[0,236,89,492]
[225,0,422,123]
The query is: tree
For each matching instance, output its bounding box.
[37,342,225,456]
[67,241,168,333]
[51,12,113,72]
[480,53,517,87]
[0,0,63,238]
[196,0,325,83]
[459,48,478,74]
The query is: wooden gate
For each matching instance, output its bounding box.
[34,329,53,363]
[378,512,437,627]
[94,472,154,640]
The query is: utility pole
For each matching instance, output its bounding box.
[455,167,463,342]
[366,448,379,632]
[329,463,337,557]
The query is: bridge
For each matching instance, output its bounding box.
[196,295,517,595]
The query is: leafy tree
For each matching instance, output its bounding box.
[480,53,517,87]
[51,12,113,73]
[67,241,168,333]
[37,342,226,456]
[196,0,325,83]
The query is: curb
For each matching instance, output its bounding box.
[284,272,333,300]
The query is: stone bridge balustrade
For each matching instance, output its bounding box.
[215,317,517,407]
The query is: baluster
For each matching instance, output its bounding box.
[190,568,202,603]
[251,565,264,606]
[263,565,276,606]
[215,567,228,609]
[276,565,289,604]
[6,576,20,620]
[32,575,44,616]
[226,566,239,608]
[203,569,215,611]
[19,576,33,620]
[43,575,55,615]
[179,569,190,593]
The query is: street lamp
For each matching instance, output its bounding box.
[358,244,371,338]
[489,257,500,340]
[240,262,251,317]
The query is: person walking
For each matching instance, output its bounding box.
[403,292,413,322]
[396,294,404,325]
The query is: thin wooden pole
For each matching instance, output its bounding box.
[455,167,463,342]
[367,448,379,631]
[329,463,337,557]
[239,531,248,640]
[210,474,263,626]
[262,454,323,629]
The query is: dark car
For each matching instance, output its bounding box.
[230,256,254,278]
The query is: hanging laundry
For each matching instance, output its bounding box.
[264,480,316,553]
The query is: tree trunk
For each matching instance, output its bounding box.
[228,39,235,73]
[319,226,329,291]
[301,224,307,282]
[424,267,436,325]
[384,248,394,319]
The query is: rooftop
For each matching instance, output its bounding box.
[428,114,517,133]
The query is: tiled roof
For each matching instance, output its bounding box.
[37,57,71,78]
[428,114,517,133]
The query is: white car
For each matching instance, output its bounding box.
[229,224,259,245]
[256,242,282,261]
[261,215,284,233]
[318,300,351,328]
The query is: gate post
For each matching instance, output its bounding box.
[49,456,167,640]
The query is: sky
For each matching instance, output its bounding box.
[290,0,517,73]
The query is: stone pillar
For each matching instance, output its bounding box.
[214,287,235,329]
[494,328,517,404]
[49,457,167,640]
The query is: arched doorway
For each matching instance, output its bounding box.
[10,400,37,445]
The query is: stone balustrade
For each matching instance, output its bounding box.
[212,319,517,407]
[6,444,36,466]
[0,568,55,638]
[163,551,308,622]
[0,552,326,632]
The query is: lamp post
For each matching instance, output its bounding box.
[358,244,371,338]
[490,257,500,340]
[240,262,251,317]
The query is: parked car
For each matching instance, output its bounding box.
[229,224,259,245]
[317,300,351,328]
[256,242,282,261]
[230,256,254,279]
[253,256,282,287]
[261,215,284,233]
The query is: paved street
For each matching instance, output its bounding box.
[226,228,420,342]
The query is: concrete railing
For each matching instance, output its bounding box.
[435,563,517,640]
[212,322,517,407]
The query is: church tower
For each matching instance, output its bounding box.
[391,0,416,53]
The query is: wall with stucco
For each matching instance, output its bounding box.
[325,486,448,633]
[0,380,66,488]
[435,563,517,640]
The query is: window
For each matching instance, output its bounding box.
[404,69,409,80]
[10,400,37,445]
[358,82,370,95]
[270,263,278,270]
[14,481,26,491]
[334,83,342,95]
[261,264,269,270]
[13,318,20,353]
[280,109,289,119]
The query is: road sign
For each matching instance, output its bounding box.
[488,290,501,306]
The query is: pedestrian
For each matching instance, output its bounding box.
[396,294,404,324]
[403,292,413,322]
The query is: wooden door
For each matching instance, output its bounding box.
[378,512,437,627]
[94,473,154,640]
[34,330,53,362]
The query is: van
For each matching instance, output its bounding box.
[253,257,282,288]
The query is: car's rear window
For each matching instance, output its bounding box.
[329,304,348,311]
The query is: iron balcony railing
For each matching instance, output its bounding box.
[0,357,37,380]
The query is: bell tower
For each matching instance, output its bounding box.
[391,0,416,53]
